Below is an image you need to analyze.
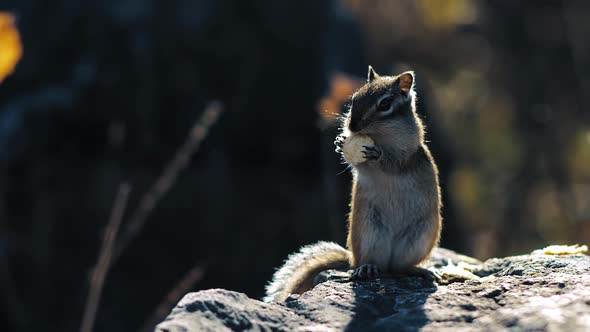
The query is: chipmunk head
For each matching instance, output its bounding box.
[345,66,424,158]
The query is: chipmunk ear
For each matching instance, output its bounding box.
[398,71,414,93]
[367,65,380,83]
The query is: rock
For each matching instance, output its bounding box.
[156,247,590,332]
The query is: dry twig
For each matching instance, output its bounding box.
[140,264,206,332]
[80,183,131,332]
[113,101,223,262]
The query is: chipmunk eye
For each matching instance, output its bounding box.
[377,96,393,112]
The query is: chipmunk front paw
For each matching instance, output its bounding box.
[361,145,382,160]
[351,264,380,280]
[338,134,375,165]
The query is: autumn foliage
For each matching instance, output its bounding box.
[0,12,21,82]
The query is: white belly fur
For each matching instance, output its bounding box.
[356,169,436,272]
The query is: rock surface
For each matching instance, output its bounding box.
[156,248,590,331]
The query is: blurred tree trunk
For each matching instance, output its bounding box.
[482,0,584,255]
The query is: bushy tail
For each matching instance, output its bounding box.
[264,241,350,303]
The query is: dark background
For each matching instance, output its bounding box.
[1,0,590,331]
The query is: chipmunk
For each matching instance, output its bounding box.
[264,66,442,303]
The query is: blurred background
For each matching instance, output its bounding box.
[1,0,590,331]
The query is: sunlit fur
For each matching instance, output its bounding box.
[345,72,423,163]
[264,70,442,303]
[345,71,442,272]
[264,241,350,302]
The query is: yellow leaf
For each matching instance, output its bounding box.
[533,244,588,256]
[0,12,22,82]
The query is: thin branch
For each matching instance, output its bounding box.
[80,183,131,332]
[113,101,223,262]
[139,264,206,332]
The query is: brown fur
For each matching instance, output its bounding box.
[345,68,441,274]
[264,68,442,302]
[289,251,350,295]
[347,177,365,268]
[264,241,350,302]
[418,146,442,264]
